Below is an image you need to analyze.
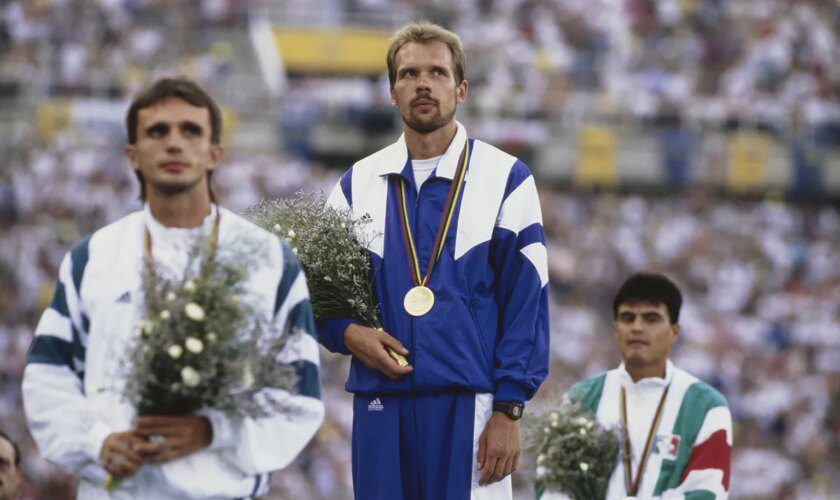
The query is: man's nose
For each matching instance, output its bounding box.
[416,72,431,91]
[164,133,184,153]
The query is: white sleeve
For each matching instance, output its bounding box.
[22,248,112,483]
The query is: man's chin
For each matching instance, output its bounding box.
[403,112,455,135]
[150,180,199,196]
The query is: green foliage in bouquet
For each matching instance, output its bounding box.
[526,404,619,500]
[246,193,382,329]
[123,239,298,419]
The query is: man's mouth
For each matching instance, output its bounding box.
[412,97,437,110]
[160,161,188,173]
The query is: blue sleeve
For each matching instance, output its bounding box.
[489,161,550,404]
[317,318,356,355]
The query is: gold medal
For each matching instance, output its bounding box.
[403,286,435,317]
[394,139,471,319]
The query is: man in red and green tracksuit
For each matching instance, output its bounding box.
[541,273,731,500]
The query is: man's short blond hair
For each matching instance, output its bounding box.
[386,21,466,87]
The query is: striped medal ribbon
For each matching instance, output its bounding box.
[620,384,671,496]
[395,139,470,317]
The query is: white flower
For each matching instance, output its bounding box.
[574,416,589,426]
[537,453,546,465]
[159,310,171,320]
[579,428,588,436]
[579,462,590,472]
[273,223,282,233]
[242,362,254,388]
[167,344,183,359]
[287,229,296,239]
[181,366,201,387]
[166,291,176,302]
[206,332,217,343]
[185,337,204,354]
[134,326,143,337]
[324,276,332,282]
[292,247,298,255]
[143,321,154,334]
[184,303,205,321]
[183,280,196,293]
[536,465,547,478]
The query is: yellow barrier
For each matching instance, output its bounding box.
[36,99,73,140]
[575,125,618,187]
[273,28,390,74]
[728,130,771,192]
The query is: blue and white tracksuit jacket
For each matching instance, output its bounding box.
[320,123,550,499]
[22,206,324,499]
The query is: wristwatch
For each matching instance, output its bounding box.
[492,401,524,420]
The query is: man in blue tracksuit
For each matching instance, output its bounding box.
[319,21,550,500]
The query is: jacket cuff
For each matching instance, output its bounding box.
[318,319,356,355]
[200,408,238,450]
[494,381,526,405]
[85,421,114,463]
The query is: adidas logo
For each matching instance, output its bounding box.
[116,291,131,303]
[367,398,384,412]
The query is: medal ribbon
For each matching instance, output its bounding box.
[394,139,470,286]
[620,384,670,496]
[144,208,222,274]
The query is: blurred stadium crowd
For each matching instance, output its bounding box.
[1,0,838,499]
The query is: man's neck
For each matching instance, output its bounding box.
[625,361,667,383]
[147,190,212,228]
[404,120,457,160]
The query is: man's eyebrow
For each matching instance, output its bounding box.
[144,122,169,133]
[181,121,204,133]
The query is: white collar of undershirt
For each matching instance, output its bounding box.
[411,155,443,172]
[143,203,218,243]
[618,359,674,390]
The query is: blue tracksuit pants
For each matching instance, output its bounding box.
[352,391,477,500]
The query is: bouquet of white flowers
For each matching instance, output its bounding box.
[527,404,619,500]
[123,239,299,419]
[107,237,300,491]
[246,193,407,365]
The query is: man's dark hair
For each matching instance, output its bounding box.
[612,272,683,324]
[125,77,222,201]
[0,429,20,466]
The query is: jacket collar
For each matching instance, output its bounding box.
[618,359,674,389]
[377,121,469,180]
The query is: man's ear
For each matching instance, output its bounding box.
[125,145,138,171]
[456,79,468,103]
[207,144,224,171]
[390,87,398,107]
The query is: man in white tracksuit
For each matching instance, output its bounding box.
[22,77,324,498]
[541,273,732,500]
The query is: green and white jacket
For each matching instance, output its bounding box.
[542,361,731,500]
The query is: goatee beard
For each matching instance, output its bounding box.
[402,105,457,135]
